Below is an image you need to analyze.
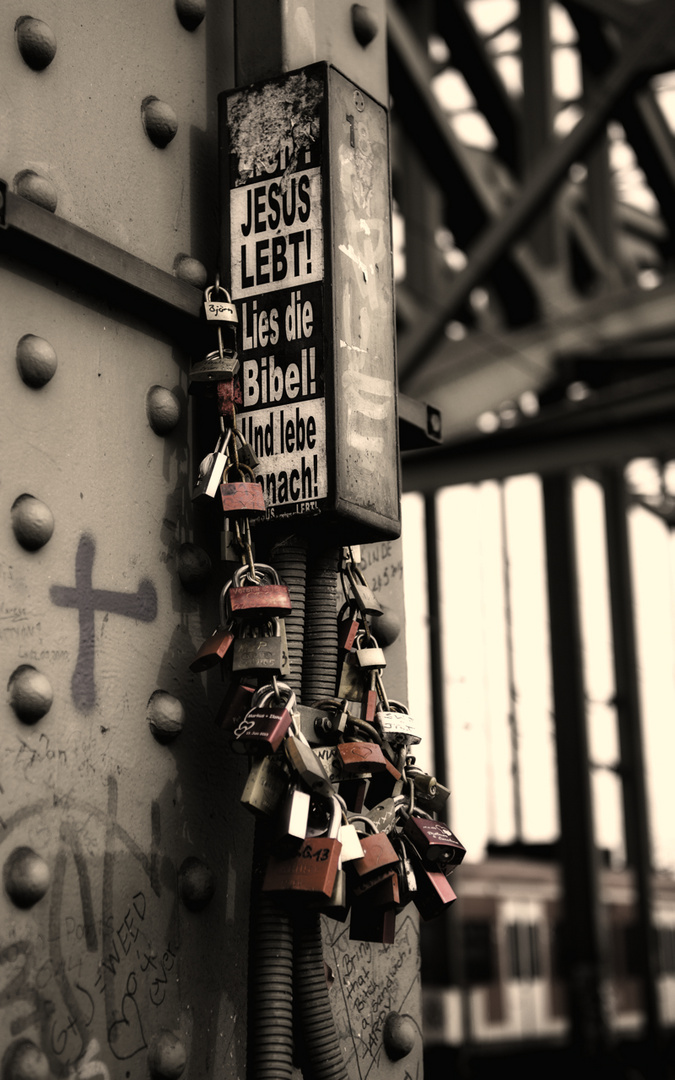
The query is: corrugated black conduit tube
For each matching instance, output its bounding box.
[294,546,348,1080]
[248,535,308,1080]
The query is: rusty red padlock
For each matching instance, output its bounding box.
[262,796,342,900]
[190,583,235,672]
[228,563,292,620]
[220,461,266,516]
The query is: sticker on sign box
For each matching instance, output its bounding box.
[231,168,323,298]
[238,400,327,512]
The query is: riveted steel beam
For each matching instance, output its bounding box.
[397,2,675,383]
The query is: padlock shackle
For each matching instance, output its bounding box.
[346,814,378,835]
[343,716,384,745]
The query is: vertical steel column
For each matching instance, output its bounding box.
[424,491,472,1050]
[542,474,611,1065]
[602,467,662,1075]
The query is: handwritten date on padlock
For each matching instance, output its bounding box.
[232,708,293,754]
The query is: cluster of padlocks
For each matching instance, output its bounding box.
[189,283,464,944]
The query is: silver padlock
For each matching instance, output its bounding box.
[192,429,232,502]
[375,700,421,746]
[231,618,285,676]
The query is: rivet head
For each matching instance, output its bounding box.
[147,690,185,743]
[11,494,54,551]
[15,16,57,70]
[351,3,379,47]
[370,605,401,646]
[142,97,178,148]
[179,856,215,911]
[382,1012,417,1060]
[8,665,53,724]
[2,1039,51,1080]
[4,847,50,909]
[176,542,211,593]
[174,255,208,289]
[16,334,57,388]
[175,0,206,31]
[147,385,181,435]
[148,1030,187,1079]
[13,170,57,213]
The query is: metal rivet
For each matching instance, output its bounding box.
[175,0,206,32]
[2,1039,51,1080]
[4,847,50,909]
[147,385,181,435]
[351,4,378,47]
[142,97,178,148]
[148,1030,187,1079]
[176,542,211,593]
[13,169,57,213]
[382,1012,417,1060]
[147,690,185,743]
[179,856,215,911]
[8,665,53,724]
[16,334,58,388]
[15,16,57,70]
[370,605,401,646]
[174,255,208,289]
[11,493,55,551]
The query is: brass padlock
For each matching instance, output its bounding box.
[231,618,286,676]
[230,681,296,755]
[241,755,290,816]
[220,461,267,517]
[228,563,292,620]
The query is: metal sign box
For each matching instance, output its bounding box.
[219,62,401,543]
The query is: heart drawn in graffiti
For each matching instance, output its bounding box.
[108,975,147,1060]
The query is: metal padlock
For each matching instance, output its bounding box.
[262,796,342,900]
[216,679,255,729]
[402,815,466,869]
[390,835,418,910]
[220,461,267,516]
[338,821,366,863]
[203,285,238,324]
[403,836,457,920]
[190,584,235,672]
[231,619,285,676]
[349,897,396,944]
[192,429,232,502]
[232,428,260,471]
[353,630,386,672]
[406,766,451,814]
[275,783,311,857]
[284,731,335,800]
[337,740,390,776]
[345,562,383,618]
[338,777,368,813]
[375,700,422,746]
[190,347,240,382]
[349,830,399,882]
[338,601,362,652]
[241,755,289,816]
[230,682,296,755]
[314,866,349,922]
[228,563,292,620]
[366,796,403,835]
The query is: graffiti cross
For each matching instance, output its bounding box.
[51,534,157,712]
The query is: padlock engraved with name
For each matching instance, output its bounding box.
[231,682,296,755]
[402,815,466,868]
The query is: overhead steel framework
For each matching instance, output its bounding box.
[392,2,675,1077]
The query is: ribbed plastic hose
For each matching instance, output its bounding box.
[293,911,349,1080]
[302,548,341,703]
